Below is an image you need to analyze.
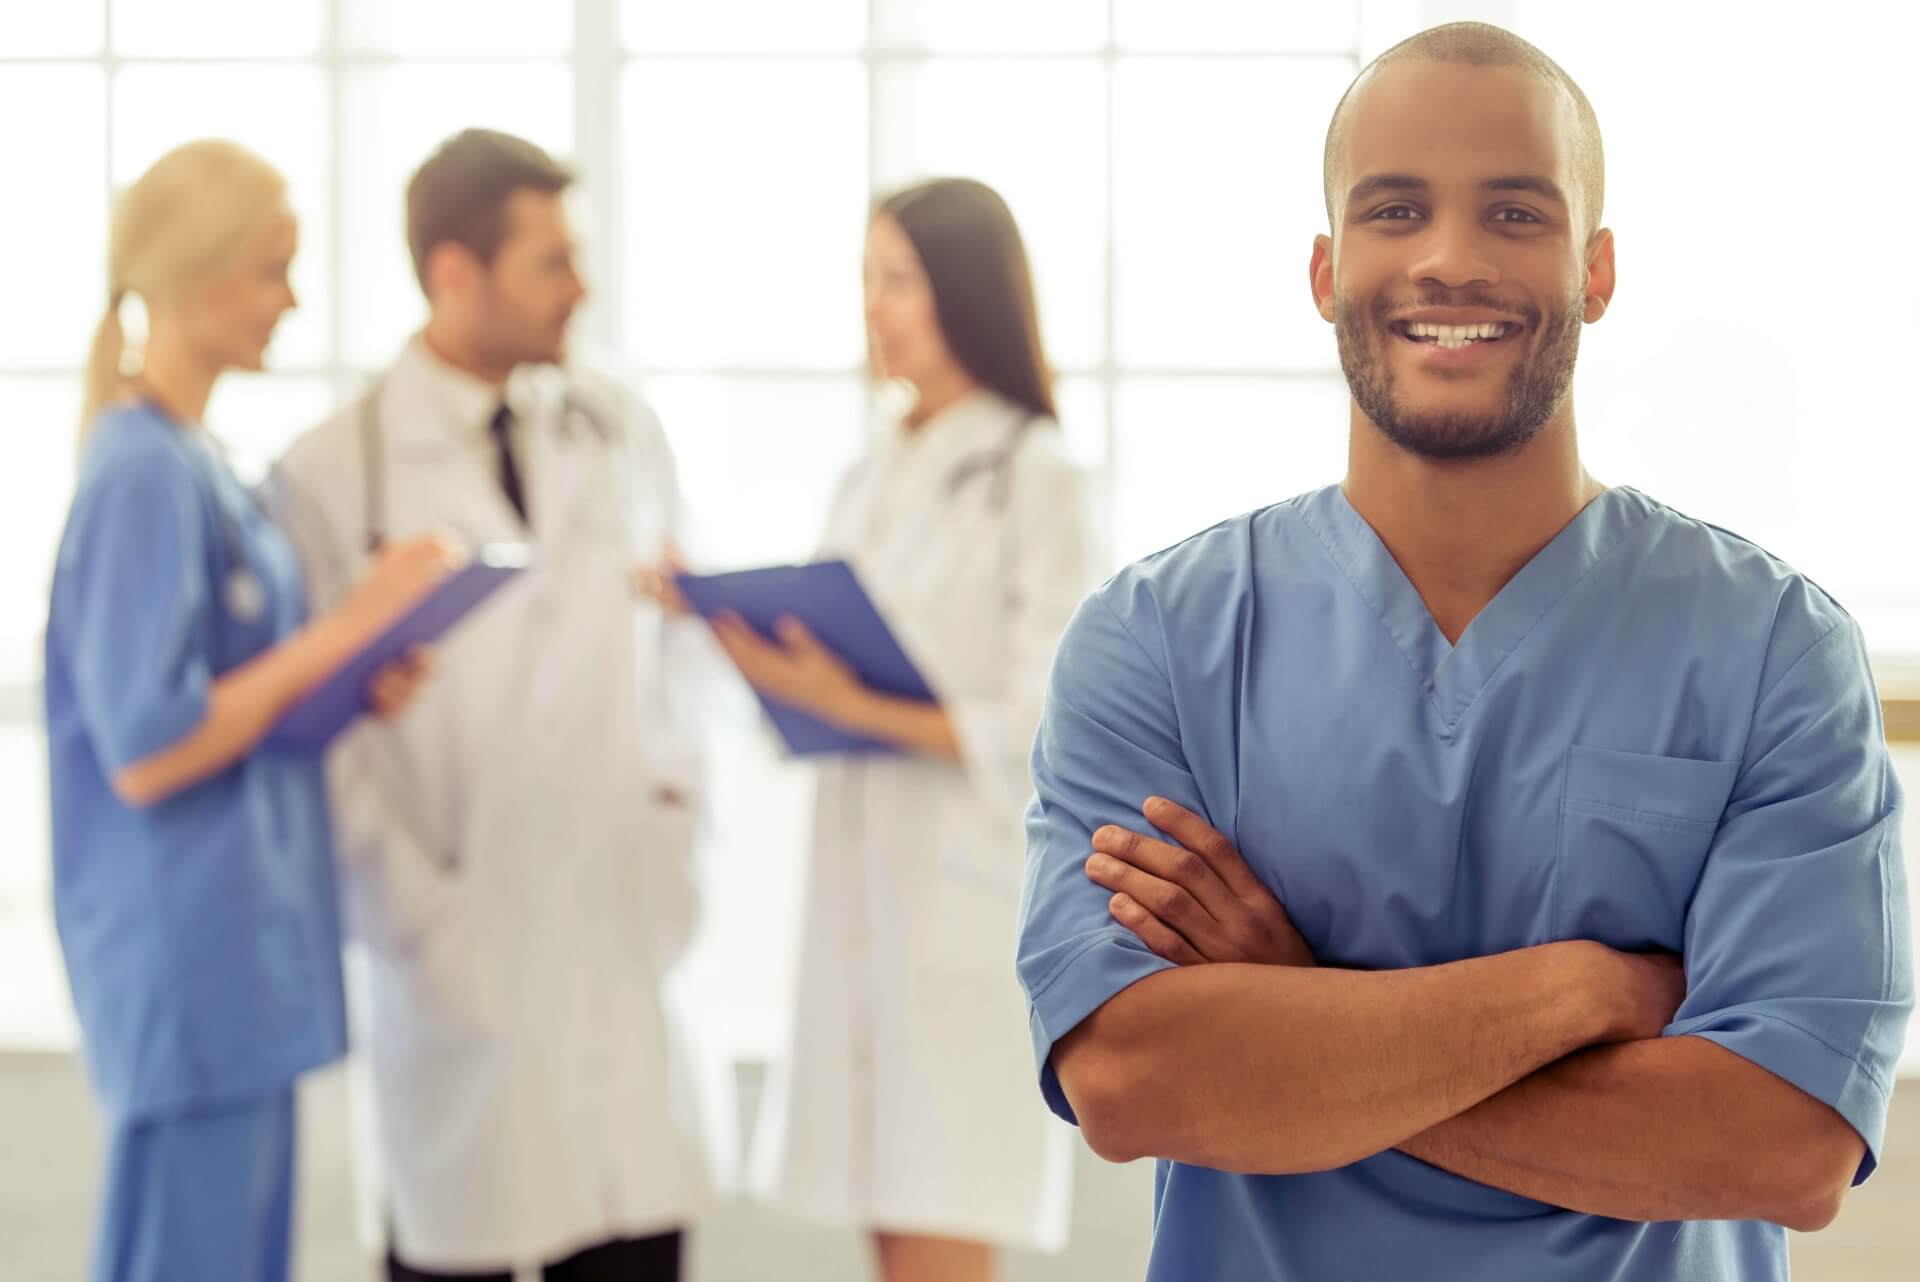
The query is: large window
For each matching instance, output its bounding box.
[1,1,1914,1062]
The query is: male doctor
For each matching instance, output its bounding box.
[272,129,710,1282]
[1017,21,1910,1282]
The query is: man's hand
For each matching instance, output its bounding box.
[1085,796,1315,967]
[365,646,434,720]
[1591,946,1689,1043]
[632,540,691,615]
[1088,798,1688,1041]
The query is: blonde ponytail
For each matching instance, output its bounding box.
[79,140,288,445]
[80,290,129,438]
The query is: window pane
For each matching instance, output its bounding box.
[337,64,574,370]
[874,0,1106,53]
[0,722,76,1051]
[624,0,865,53]
[110,0,323,57]
[1113,58,1354,371]
[1114,0,1359,52]
[1054,375,1113,570]
[642,375,869,567]
[0,4,104,55]
[112,65,331,370]
[0,379,82,687]
[1111,375,1348,564]
[0,69,106,370]
[340,0,571,56]
[1517,2,1920,666]
[1054,375,1108,473]
[873,60,1107,368]
[623,61,867,370]
[204,374,338,485]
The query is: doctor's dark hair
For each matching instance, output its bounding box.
[873,178,1056,422]
[406,129,574,293]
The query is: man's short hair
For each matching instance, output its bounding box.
[1322,23,1605,239]
[405,128,574,291]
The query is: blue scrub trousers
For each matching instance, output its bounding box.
[92,1089,296,1282]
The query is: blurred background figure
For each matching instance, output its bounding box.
[724,178,1096,1282]
[1,5,1917,1282]
[45,138,448,1282]
[271,129,714,1282]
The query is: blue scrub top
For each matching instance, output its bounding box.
[1018,484,1911,1281]
[45,402,347,1123]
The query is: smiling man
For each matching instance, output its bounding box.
[1014,22,1911,1281]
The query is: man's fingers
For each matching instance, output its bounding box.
[1108,894,1206,966]
[1142,796,1268,898]
[1091,823,1234,917]
[1085,852,1217,941]
[367,663,414,717]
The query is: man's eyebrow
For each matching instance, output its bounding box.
[1346,174,1428,206]
[1483,175,1568,205]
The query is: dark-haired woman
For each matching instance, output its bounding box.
[729,179,1094,1280]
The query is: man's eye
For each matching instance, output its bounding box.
[1493,208,1541,224]
[1373,205,1421,221]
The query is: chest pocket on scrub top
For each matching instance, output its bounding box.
[1552,745,1738,952]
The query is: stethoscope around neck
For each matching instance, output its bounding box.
[356,370,617,554]
[131,388,275,626]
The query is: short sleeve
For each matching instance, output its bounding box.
[1016,585,1200,1124]
[1665,616,1912,1184]
[56,446,217,771]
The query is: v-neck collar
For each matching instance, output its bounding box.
[1295,483,1656,735]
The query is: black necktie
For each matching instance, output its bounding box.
[489,402,530,527]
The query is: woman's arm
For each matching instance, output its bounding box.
[706,611,961,761]
[112,537,456,807]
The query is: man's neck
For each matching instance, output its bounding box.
[421,318,511,389]
[1342,407,1605,645]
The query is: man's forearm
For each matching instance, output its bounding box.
[1397,1034,1864,1230]
[1054,941,1637,1175]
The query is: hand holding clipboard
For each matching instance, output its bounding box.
[675,560,937,757]
[267,540,532,751]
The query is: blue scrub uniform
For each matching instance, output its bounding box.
[1018,484,1911,1281]
[44,402,347,1282]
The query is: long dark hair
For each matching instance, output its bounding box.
[873,178,1056,423]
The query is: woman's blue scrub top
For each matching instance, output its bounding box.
[44,402,346,1122]
[1018,483,1911,1282]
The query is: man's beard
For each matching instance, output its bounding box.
[1335,288,1583,461]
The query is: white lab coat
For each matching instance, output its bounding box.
[746,390,1093,1251]
[269,339,718,1272]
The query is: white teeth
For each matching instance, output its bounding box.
[1406,321,1509,343]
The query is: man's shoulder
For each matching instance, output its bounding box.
[560,362,663,441]
[275,392,368,484]
[1626,490,1857,665]
[1085,491,1320,651]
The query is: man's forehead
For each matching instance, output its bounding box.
[1337,61,1577,201]
[504,187,576,242]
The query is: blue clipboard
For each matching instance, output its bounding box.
[267,544,533,751]
[675,559,934,757]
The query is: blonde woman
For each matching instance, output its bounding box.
[45,140,452,1282]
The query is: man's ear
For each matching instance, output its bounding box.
[1310,234,1336,324]
[423,241,479,306]
[1583,227,1616,324]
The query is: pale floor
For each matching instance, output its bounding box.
[0,1054,1914,1282]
